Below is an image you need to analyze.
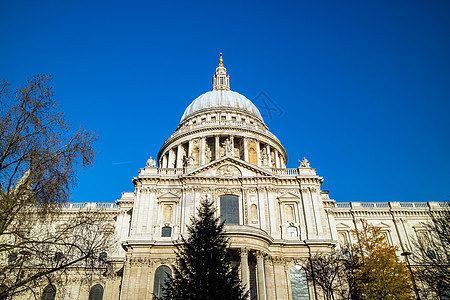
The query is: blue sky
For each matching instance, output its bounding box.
[1,0,449,203]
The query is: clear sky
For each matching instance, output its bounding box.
[1,0,449,203]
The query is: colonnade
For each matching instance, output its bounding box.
[238,248,289,300]
[160,134,285,169]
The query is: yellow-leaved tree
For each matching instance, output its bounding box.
[350,219,413,300]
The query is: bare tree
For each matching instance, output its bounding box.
[412,202,450,298]
[0,75,114,298]
[304,249,353,300]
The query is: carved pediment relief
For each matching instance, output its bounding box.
[216,164,242,178]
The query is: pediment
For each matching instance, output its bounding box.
[183,156,273,178]
[335,222,352,230]
[374,222,391,229]
[278,192,300,200]
[157,192,179,200]
[413,222,428,230]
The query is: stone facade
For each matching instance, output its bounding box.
[32,56,446,299]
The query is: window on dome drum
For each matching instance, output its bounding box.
[220,195,239,224]
[41,285,56,300]
[290,266,310,300]
[161,226,172,237]
[211,116,216,121]
[89,284,104,300]
[221,115,226,120]
[153,265,172,298]
[232,116,236,121]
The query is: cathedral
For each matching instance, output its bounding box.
[44,55,444,299]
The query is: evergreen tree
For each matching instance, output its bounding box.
[160,198,248,300]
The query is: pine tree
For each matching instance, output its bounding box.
[160,198,248,300]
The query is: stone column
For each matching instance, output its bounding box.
[230,135,235,157]
[266,145,271,167]
[201,136,206,165]
[188,140,193,157]
[162,154,167,169]
[243,137,249,162]
[275,150,280,168]
[256,142,261,167]
[215,135,220,160]
[256,251,267,300]
[240,248,250,298]
[264,255,276,300]
[168,149,174,168]
[176,144,183,168]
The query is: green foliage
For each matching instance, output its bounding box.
[160,198,248,300]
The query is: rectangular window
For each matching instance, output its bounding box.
[161,226,172,237]
[220,195,239,224]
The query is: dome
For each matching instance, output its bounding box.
[180,89,263,122]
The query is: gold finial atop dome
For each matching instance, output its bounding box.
[219,52,224,66]
[212,52,230,90]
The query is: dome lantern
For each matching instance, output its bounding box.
[212,53,230,90]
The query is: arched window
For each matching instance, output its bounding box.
[248,147,257,164]
[220,195,239,224]
[89,284,104,300]
[41,285,56,300]
[290,266,310,300]
[250,204,258,222]
[153,265,172,298]
[286,205,294,222]
[164,205,172,222]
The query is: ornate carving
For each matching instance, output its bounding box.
[261,153,269,167]
[264,255,273,264]
[299,157,310,168]
[255,250,267,259]
[183,155,194,167]
[216,165,241,178]
[222,138,233,156]
[239,248,249,257]
[146,156,156,167]
[272,256,286,265]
